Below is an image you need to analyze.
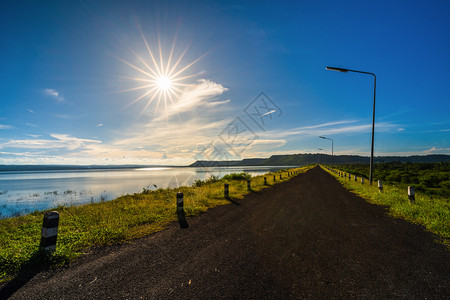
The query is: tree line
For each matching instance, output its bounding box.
[336,162,450,197]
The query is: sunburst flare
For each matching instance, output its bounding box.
[118,29,206,116]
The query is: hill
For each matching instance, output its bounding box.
[189,154,450,167]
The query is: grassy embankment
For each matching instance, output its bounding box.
[321,166,449,247]
[0,166,311,282]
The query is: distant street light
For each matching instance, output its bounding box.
[326,66,376,185]
[318,148,327,165]
[319,136,333,168]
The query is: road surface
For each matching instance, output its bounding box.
[2,166,449,299]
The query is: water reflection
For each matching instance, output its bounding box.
[0,166,292,218]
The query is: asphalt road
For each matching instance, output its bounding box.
[2,166,449,299]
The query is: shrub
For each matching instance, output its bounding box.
[222,172,251,181]
[192,175,220,187]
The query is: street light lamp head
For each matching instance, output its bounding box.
[326,66,348,73]
[319,136,326,139]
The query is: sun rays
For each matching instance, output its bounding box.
[117,29,206,117]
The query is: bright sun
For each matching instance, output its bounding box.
[118,29,206,115]
[156,76,172,91]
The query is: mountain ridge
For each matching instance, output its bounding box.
[189,154,450,167]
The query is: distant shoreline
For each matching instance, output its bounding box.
[0,165,179,172]
[0,153,448,172]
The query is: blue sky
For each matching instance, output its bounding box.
[1,0,449,165]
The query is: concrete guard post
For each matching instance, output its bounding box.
[40,211,59,253]
[224,183,229,198]
[176,192,184,215]
[378,180,383,192]
[176,192,189,229]
[408,186,415,203]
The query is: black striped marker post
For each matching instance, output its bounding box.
[264,177,267,185]
[361,177,364,184]
[273,175,276,182]
[247,180,251,190]
[378,180,383,192]
[176,192,189,229]
[40,211,59,252]
[224,183,229,198]
[176,192,184,215]
[408,186,415,203]
[279,174,282,180]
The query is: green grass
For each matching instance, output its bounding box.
[0,166,312,282]
[322,166,450,248]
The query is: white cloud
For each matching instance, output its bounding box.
[154,79,228,121]
[261,120,399,140]
[54,114,71,119]
[0,124,12,130]
[331,147,450,156]
[26,134,41,138]
[97,124,104,127]
[44,88,64,102]
[27,109,35,113]
[424,147,450,155]
[1,134,101,151]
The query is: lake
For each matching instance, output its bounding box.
[0,166,292,218]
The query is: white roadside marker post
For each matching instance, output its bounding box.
[176,192,189,229]
[40,211,59,253]
[378,180,383,192]
[224,183,229,198]
[176,192,184,215]
[408,186,415,203]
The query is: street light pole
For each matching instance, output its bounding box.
[319,136,333,168]
[318,148,327,165]
[326,66,376,185]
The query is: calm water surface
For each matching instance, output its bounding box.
[0,166,291,218]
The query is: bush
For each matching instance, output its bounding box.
[222,172,251,181]
[192,175,219,187]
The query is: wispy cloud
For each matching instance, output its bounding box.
[26,134,41,138]
[261,120,399,140]
[333,147,450,156]
[27,109,35,113]
[0,124,12,130]
[44,88,64,102]
[0,134,101,151]
[97,124,104,127]
[54,114,72,119]
[154,79,228,121]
